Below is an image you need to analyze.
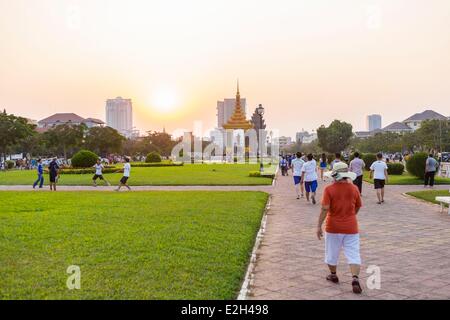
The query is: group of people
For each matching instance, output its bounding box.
[281,151,393,294]
[32,157,132,192]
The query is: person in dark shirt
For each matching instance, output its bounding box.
[48,158,60,191]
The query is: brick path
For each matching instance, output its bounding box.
[248,174,450,300]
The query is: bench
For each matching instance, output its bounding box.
[435,196,450,215]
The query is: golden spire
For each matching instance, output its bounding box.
[222,80,254,130]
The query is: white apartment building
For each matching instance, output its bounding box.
[106,97,133,137]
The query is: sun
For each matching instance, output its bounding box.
[151,87,178,113]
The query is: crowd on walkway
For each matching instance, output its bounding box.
[277,150,445,294]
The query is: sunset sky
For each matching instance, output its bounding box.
[1,0,450,138]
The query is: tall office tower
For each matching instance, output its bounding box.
[366,114,382,131]
[216,98,247,128]
[106,97,133,137]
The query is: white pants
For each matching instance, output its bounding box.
[325,233,361,266]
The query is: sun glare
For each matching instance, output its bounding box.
[151,87,178,113]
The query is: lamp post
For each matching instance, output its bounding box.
[257,104,265,172]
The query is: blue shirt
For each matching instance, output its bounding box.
[37,163,43,175]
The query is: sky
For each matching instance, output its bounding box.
[1,0,450,138]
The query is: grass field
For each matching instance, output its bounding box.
[363,171,450,185]
[0,191,268,299]
[0,164,274,186]
[406,190,450,207]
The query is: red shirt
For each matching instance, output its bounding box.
[321,182,362,234]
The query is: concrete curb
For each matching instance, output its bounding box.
[237,194,272,300]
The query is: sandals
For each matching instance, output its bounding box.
[352,279,362,294]
[326,274,339,283]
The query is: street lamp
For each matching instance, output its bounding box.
[257,104,265,172]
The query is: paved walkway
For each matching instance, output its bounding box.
[248,174,450,300]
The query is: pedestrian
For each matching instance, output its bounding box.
[424,154,439,188]
[319,153,327,181]
[48,157,59,191]
[32,159,44,189]
[280,156,289,176]
[318,162,363,294]
[115,157,131,192]
[330,153,342,170]
[369,153,389,204]
[291,152,305,199]
[349,152,365,194]
[301,153,319,204]
[93,158,111,187]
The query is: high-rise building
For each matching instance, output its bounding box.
[366,114,382,131]
[106,97,133,137]
[217,98,246,128]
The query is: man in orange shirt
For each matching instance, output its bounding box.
[317,162,363,294]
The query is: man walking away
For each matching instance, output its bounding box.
[349,152,365,194]
[93,158,111,187]
[424,154,438,188]
[318,162,363,294]
[48,157,59,191]
[116,157,131,191]
[301,154,319,204]
[330,153,342,170]
[280,156,289,176]
[369,153,389,204]
[291,152,305,199]
[32,159,44,189]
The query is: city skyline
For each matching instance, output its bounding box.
[1,0,450,137]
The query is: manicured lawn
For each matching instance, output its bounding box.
[0,164,274,186]
[406,190,450,207]
[363,171,450,185]
[0,191,268,299]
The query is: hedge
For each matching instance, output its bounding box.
[406,152,428,179]
[145,152,162,163]
[387,163,404,175]
[249,171,275,179]
[132,162,183,167]
[71,150,99,168]
[46,168,119,175]
[362,153,377,171]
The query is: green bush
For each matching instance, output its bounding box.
[71,150,99,168]
[406,152,428,179]
[362,153,377,171]
[6,160,15,169]
[387,163,404,175]
[145,152,162,163]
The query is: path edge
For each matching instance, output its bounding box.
[237,194,272,300]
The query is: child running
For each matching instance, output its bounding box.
[115,157,131,191]
[93,158,111,187]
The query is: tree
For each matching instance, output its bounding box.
[415,119,450,152]
[352,132,402,153]
[43,124,86,159]
[142,131,177,157]
[84,126,125,157]
[317,120,353,153]
[0,110,36,161]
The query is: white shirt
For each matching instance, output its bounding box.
[301,159,318,182]
[291,158,305,176]
[94,163,104,175]
[370,160,388,180]
[123,163,131,177]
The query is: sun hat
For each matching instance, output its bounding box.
[324,162,357,181]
